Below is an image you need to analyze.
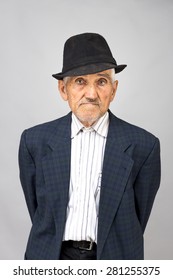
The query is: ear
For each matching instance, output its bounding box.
[58,80,68,101]
[111,80,118,101]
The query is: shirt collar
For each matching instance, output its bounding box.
[71,112,109,138]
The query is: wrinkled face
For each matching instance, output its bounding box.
[58,69,118,127]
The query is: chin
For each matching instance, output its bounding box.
[77,113,101,127]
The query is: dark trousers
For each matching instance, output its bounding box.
[60,242,97,260]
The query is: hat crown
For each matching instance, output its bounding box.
[62,33,117,72]
[52,32,127,80]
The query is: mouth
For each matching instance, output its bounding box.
[79,102,99,106]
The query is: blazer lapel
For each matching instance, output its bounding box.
[42,113,71,241]
[97,112,134,259]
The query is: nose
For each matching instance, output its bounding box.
[84,83,98,100]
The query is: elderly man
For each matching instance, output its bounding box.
[19,33,161,260]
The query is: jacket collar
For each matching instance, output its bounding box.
[97,110,135,258]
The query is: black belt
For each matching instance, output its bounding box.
[62,240,96,251]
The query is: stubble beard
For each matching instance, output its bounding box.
[75,106,103,127]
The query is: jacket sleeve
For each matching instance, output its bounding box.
[134,137,161,233]
[18,130,37,222]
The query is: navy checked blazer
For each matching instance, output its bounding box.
[18,111,161,260]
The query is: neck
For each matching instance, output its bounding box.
[77,117,99,128]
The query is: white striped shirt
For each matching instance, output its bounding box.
[63,112,109,242]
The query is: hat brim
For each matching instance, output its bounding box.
[52,63,127,80]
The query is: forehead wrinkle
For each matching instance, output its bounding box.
[73,73,111,80]
[97,73,112,79]
[64,70,114,85]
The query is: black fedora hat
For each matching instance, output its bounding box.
[52,33,127,80]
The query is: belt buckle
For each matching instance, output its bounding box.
[79,241,94,251]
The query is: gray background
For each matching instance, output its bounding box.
[0,0,172,259]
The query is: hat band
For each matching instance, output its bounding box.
[62,55,117,73]
[62,63,117,77]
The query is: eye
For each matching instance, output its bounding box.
[75,77,86,85]
[97,78,107,86]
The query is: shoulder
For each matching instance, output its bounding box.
[109,111,160,152]
[20,113,71,147]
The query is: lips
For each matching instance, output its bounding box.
[79,102,99,106]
